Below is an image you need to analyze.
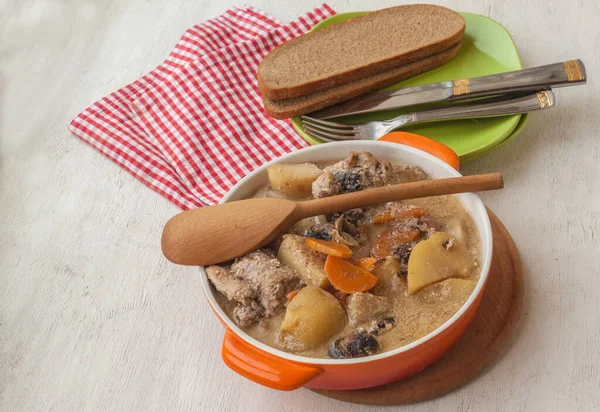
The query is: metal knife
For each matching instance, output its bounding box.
[309,60,586,119]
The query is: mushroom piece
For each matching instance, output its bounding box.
[331,215,360,247]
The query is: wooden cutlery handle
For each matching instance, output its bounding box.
[295,173,504,219]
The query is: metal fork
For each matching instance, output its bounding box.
[301,90,555,141]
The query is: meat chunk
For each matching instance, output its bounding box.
[232,302,264,327]
[206,265,263,326]
[231,250,305,316]
[311,152,428,199]
[206,250,304,326]
[393,164,429,183]
[312,172,340,198]
[337,152,391,186]
[312,152,392,198]
[205,266,255,303]
[346,293,391,326]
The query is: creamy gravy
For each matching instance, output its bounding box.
[213,156,481,359]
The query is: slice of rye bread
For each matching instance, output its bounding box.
[258,5,465,100]
[262,42,462,120]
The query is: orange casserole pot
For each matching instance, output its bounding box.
[199,133,493,391]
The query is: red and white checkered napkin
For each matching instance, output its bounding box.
[69,5,335,209]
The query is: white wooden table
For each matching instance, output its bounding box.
[2,0,599,411]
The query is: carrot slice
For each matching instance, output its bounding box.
[372,226,420,258]
[324,256,379,294]
[286,289,300,301]
[305,238,353,258]
[373,206,425,223]
[352,257,378,272]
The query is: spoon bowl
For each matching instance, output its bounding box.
[162,197,297,266]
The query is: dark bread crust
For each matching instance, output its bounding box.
[258,5,465,100]
[262,42,462,120]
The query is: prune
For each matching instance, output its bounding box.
[328,330,381,359]
[304,223,334,241]
[334,171,362,192]
[392,243,413,262]
[392,242,417,275]
[305,231,332,241]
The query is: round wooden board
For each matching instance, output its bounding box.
[310,209,524,405]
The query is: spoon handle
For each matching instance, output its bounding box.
[295,173,503,219]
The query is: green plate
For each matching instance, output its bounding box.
[291,12,523,160]
[462,113,529,162]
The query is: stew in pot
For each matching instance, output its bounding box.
[206,152,481,359]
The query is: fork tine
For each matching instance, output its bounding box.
[301,119,357,135]
[303,124,357,141]
[301,115,356,130]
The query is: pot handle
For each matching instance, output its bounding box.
[379,131,460,171]
[222,328,322,391]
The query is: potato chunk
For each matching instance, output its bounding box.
[440,278,477,302]
[372,256,403,296]
[371,256,411,298]
[280,286,346,349]
[445,218,467,244]
[407,232,474,295]
[277,234,330,288]
[417,278,477,310]
[267,163,322,198]
[373,256,401,279]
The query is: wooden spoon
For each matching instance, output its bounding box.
[161,173,503,266]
